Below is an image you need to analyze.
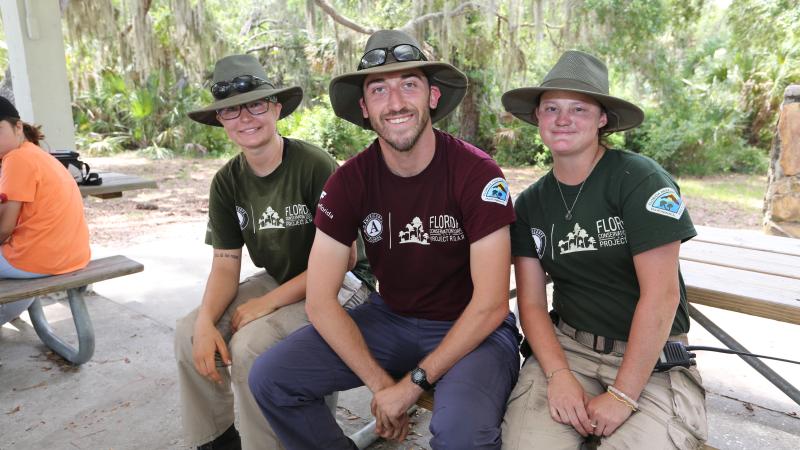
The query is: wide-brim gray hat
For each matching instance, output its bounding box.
[329,30,468,129]
[188,54,303,127]
[502,50,644,132]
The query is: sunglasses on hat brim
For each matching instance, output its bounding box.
[211,75,274,100]
[357,44,427,71]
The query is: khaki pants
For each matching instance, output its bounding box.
[502,326,707,450]
[174,271,370,449]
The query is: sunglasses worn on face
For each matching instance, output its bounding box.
[358,44,427,71]
[216,97,276,121]
[211,75,274,100]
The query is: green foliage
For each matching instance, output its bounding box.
[490,122,549,166]
[73,69,235,157]
[3,0,792,173]
[278,96,374,160]
[627,97,768,175]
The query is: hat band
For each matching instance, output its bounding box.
[540,78,608,95]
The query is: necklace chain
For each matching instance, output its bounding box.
[555,178,585,221]
[554,147,603,221]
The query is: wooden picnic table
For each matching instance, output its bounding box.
[679,225,800,405]
[79,171,157,199]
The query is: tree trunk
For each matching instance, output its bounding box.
[533,0,544,42]
[459,77,481,144]
[306,0,317,40]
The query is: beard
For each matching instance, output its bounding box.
[368,106,432,153]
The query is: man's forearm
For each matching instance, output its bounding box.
[416,296,508,383]
[309,295,394,392]
[307,232,394,392]
[419,226,512,382]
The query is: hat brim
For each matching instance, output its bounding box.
[188,86,303,127]
[329,61,468,129]
[501,86,644,132]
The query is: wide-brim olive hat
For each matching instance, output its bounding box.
[188,54,303,127]
[329,30,468,129]
[502,50,644,132]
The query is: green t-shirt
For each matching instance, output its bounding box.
[511,149,696,340]
[206,137,373,288]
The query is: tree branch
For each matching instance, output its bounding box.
[313,0,375,35]
[400,2,483,32]
[314,0,485,36]
[246,44,305,54]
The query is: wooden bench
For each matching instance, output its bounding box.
[0,255,144,365]
[678,225,800,406]
[79,172,157,199]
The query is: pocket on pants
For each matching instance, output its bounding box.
[666,366,708,448]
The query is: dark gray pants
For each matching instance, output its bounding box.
[249,293,520,449]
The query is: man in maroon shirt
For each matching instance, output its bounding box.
[249,30,520,449]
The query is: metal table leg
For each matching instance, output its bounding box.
[689,304,800,406]
[27,286,95,365]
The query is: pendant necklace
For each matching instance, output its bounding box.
[555,178,584,221]
[555,147,603,221]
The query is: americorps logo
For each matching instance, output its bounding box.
[362,212,383,243]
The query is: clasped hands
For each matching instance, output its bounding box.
[370,376,423,443]
[547,371,633,438]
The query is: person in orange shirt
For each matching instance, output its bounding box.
[0,96,90,325]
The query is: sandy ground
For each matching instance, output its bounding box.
[84,154,765,246]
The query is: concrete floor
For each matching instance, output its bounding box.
[1,221,798,449]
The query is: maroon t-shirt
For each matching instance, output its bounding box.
[315,130,514,320]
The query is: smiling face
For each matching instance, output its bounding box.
[359,69,441,153]
[217,99,283,153]
[535,90,607,158]
[0,119,23,158]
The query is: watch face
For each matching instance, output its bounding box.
[412,369,424,383]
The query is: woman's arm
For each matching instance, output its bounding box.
[586,240,682,436]
[516,256,594,436]
[0,200,22,243]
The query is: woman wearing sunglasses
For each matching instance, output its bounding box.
[175,54,374,450]
[500,51,707,449]
[0,96,90,325]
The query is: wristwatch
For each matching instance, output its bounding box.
[410,367,434,391]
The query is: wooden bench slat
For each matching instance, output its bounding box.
[0,255,144,304]
[693,225,800,257]
[681,240,800,280]
[680,260,800,324]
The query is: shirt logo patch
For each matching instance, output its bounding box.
[399,216,430,245]
[362,212,383,243]
[236,206,249,230]
[320,191,327,200]
[481,177,510,206]
[558,223,597,255]
[530,228,546,259]
[646,188,685,220]
[259,206,285,229]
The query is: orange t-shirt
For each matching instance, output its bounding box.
[0,141,90,274]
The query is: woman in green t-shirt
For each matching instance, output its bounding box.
[500,51,707,449]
